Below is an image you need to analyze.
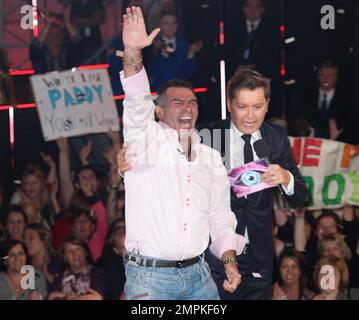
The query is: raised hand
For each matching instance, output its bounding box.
[56,137,68,153]
[40,152,56,171]
[103,145,116,165]
[79,140,92,165]
[122,6,160,52]
[188,41,203,55]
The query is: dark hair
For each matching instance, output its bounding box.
[0,240,30,272]
[3,205,28,240]
[243,0,265,7]
[100,218,126,260]
[227,69,271,101]
[4,205,29,226]
[318,60,338,71]
[287,118,311,137]
[60,235,93,268]
[74,165,100,185]
[69,209,97,225]
[315,210,342,231]
[156,79,195,107]
[277,249,309,298]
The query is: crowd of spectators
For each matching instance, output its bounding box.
[0,0,358,300]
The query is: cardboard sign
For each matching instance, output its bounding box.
[30,68,119,141]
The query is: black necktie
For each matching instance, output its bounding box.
[242,134,254,164]
[320,94,328,120]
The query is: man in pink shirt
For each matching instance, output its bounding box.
[120,6,245,300]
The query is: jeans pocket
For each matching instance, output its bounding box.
[200,261,212,282]
[125,267,153,300]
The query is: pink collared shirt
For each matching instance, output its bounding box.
[121,67,245,261]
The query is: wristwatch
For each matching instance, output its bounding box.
[222,256,238,265]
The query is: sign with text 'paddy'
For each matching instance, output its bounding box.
[30,68,119,141]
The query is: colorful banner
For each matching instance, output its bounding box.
[30,69,119,141]
[289,137,359,209]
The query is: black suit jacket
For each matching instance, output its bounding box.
[302,87,350,139]
[225,17,281,80]
[197,119,308,277]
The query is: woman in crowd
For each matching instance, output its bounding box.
[70,207,107,262]
[318,233,352,261]
[96,218,126,300]
[48,235,105,300]
[272,249,313,300]
[2,205,28,241]
[312,256,349,300]
[0,240,47,300]
[24,224,60,284]
[10,165,59,229]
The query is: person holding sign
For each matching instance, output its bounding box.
[119,6,245,300]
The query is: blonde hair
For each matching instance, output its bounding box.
[318,233,352,261]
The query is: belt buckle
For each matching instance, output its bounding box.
[127,255,142,266]
[176,260,187,268]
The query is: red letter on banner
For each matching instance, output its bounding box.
[302,138,322,167]
[292,138,301,166]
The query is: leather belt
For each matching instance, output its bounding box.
[124,253,201,268]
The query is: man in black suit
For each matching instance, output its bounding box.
[225,0,280,81]
[117,69,308,300]
[200,69,308,300]
[302,60,352,141]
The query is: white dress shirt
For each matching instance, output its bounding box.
[229,121,295,244]
[318,88,335,110]
[121,67,245,261]
[161,35,177,58]
[246,19,261,35]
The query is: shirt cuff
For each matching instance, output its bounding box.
[187,52,195,59]
[120,67,150,98]
[209,233,246,259]
[281,171,294,196]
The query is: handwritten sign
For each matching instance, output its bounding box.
[30,69,119,141]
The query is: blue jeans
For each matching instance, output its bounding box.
[124,255,220,300]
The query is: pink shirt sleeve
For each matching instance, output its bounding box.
[209,233,246,259]
[89,201,108,261]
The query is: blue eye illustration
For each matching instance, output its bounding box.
[235,170,262,187]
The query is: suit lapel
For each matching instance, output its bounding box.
[218,118,232,170]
